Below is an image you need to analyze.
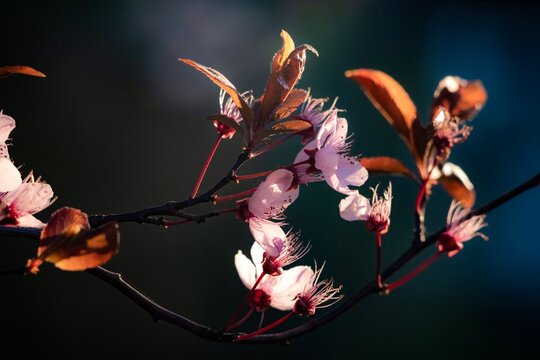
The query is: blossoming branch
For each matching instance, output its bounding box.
[0,32,538,344]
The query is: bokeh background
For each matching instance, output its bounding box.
[1,0,539,358]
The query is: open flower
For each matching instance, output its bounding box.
[248,169,299,220]
[438,201,488,257]
[294,114,368,194]
[424,107,472,168]
[235,242,314,312]
[295,95,336,143]
[0,113,22,192]
[0,172,55,227]
[339,183,393,234]
[292,263,343,316]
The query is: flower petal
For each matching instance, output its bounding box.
[339,192,371,221]
[0,157,22,192]
[248,169,299,219]
[336,157,369,187]
[271,266,315,311]
[0,114,16,143]
[248,218,286,258]
[234,250,257,290]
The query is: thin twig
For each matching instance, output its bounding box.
[1,172,538,343]
[85,172,540,343]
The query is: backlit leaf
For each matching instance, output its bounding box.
[432,76,487,120]
[273,89,308,120]
[29,207,120,273]
[434,162,476,208]
[179,59,254,134]
[360,156,418,183]
[346,69,417,139]
[271,30,295,73]
[0,66,46,79]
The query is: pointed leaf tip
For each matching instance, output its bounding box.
[0,66,46,79]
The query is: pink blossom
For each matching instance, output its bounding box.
[248,169,299,220]
[0,172,55,225]
[294,114,368,194]
[339,183,393,234]
[0,113,22,192]
[425,107,472,168]
[247,218,309,275]
[438,201,488,257]
[235,242,314,312]
[214,89,253,139]
[292,263,343,316]
[295,95,336,143]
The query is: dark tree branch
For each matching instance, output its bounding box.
[85,171,540,343]
[1,172,538,343]
[88,149,251,228]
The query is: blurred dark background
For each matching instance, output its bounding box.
[1,0,539,358]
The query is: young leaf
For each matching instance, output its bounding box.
[29,207,120,273]
[435,162,476,208]
[360,156,419,183]
[39,222,120,272]
[259,34,317,129]
[432,76,487,120]
[273,89,308,120]
[0,66,46,79]
[179,59,254,134]
[345,69,417,139]
[272,119,312,133]
[271,30,295,73]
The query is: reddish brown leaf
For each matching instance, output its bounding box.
[30,207,120,273]
[432,76,487,120]
[273,89,308,120]
[40,207,89,241]
[346,69,417,139]
[259,34,317,130]
[40,222,120,271]
[179,59,254,132]
[436,162,476,208]
[272,119,312,133]
[360,156,419,183]
[271,30,295,73]
[0,66,46,79]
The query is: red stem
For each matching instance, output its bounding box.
[386,252,441,292]
[376,231,383,289]
[224,273,266,331]
[214,187,257,203]
[235,312,294,341]
[226,307,255,332]
[235,170,275,181]
[191,135,223,198]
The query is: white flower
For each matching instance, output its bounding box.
[294,114,368,194]
[339,183,393,234]
[438,201,488,257]
[235,242,314,311]
[248,169,299,220]
[0,113,21,192]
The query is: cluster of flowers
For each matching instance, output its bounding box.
[0,113,55,228]
[179,32,491,337]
